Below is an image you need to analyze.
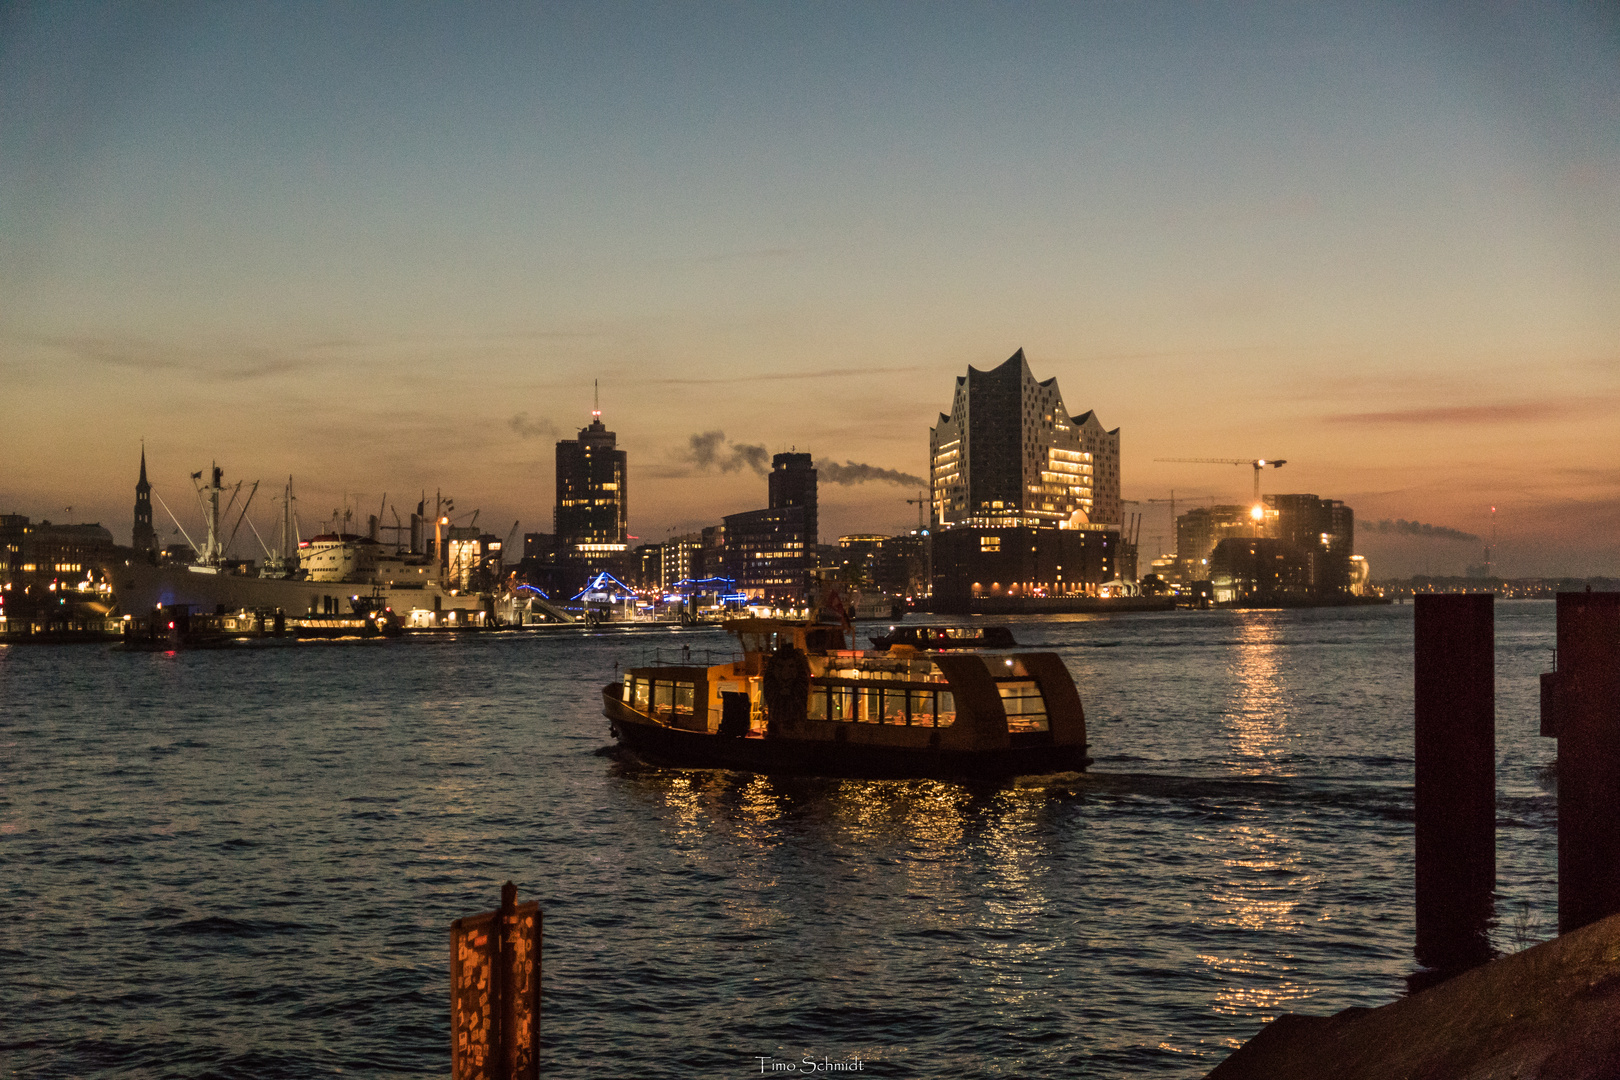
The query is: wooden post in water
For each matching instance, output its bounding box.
[1551,591,1620,935]
[451,881,541,1080]
[1413,593,1495,974]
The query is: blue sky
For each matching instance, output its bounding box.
[3,2,1617,574]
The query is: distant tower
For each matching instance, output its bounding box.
[132,444,158,557]
[554,385,628,561]
[768,452,818,550]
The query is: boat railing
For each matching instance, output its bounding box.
[627,643,743,670]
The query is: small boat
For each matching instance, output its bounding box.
[603,617,1089,780]
[868,625,1017,651]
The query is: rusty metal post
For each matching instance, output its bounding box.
[1553,591,1620,935]
[451,884,540,1080]
[1413,593,1495,973]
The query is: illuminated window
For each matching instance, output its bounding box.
[980,537,1000,552]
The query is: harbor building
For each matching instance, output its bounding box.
[1200,494,1357,604]
[931,526,1117,609]
[554,399,628,564]
[929,348,1120,530]
[1,515,118,638]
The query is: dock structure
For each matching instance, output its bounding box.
[1548,591,1620,934]
[1204,911,1620,1080]
[1412,593,1496,975]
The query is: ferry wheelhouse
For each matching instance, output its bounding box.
[603,619,1090,780]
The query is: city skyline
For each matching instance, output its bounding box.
[3,4,1617,576]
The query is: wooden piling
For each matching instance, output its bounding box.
[1413,593,1495,973]
[1554,591,1620,935]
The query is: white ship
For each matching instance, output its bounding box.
[114,466,536,627]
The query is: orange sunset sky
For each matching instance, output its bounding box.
[3,3,1617,577]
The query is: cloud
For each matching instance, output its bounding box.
[508,413,558,440]
[1323,401,1583,424]
[682,431,770,475]
[1365,518,1481,542]
[649,365,919,387]
[44,335,324,382]
[816,460,925,487]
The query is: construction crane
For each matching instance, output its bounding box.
[904,490,928,534]
[1154,458,1287,506]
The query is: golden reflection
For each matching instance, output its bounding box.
[1198,812,1323,1027]
[1198,950,1317,1023]
[1223,615,1291,768]
[1205,821,1317,933]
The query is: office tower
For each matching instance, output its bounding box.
[555,397,627,561]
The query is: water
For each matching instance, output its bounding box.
[1,603,1560,1077]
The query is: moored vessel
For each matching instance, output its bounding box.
[604,617,1090,780]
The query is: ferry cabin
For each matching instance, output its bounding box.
[616,620,1085,756]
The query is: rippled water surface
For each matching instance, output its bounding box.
[1,604,1559,1077]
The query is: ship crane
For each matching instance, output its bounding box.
[1154,458,1287,507]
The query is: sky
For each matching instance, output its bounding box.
[3,2,1617,577]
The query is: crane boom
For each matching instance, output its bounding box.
[1154,457,1287,503]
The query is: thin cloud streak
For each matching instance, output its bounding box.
[1324,401,1586,425]
[649,366,919,386]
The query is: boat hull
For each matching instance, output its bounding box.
[605,690,1089,781]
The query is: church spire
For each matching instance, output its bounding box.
[133,442,157,556]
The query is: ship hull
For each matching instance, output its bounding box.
[115,560,488,617]
[605,691,1089,781]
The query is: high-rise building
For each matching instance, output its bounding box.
[1266,494,1354,594]
[929,348,1120,530]
[1175,505,1254,582]
[768,453,818,552]
[554,398,627,563]
[133,446,157,557]
[660,533,701,589]
[723,507,810,601]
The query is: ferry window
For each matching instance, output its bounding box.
[829,686,855,722]
[998,681,1049,732]
[936,691,957,727]
[623,674,635,700]
[882,690,908,725]
[634,679,650,711]
[909,689,935,727]
[807,687,828,721]
[859,687,882,723]
[653,681,674,717]
[673,683,695,716]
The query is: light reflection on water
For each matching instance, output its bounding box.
[0,604,1562,1077]
[1223,616,1291,768]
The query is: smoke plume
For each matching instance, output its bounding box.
[683,431,770,475]
[816,460,925,487]
[1367,518,1481,542]
[508,413,558,440]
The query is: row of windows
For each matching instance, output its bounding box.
[807,685,957,727]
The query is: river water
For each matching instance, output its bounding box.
[1,603,1559,1077]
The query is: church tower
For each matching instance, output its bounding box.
[133,445,158,557]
